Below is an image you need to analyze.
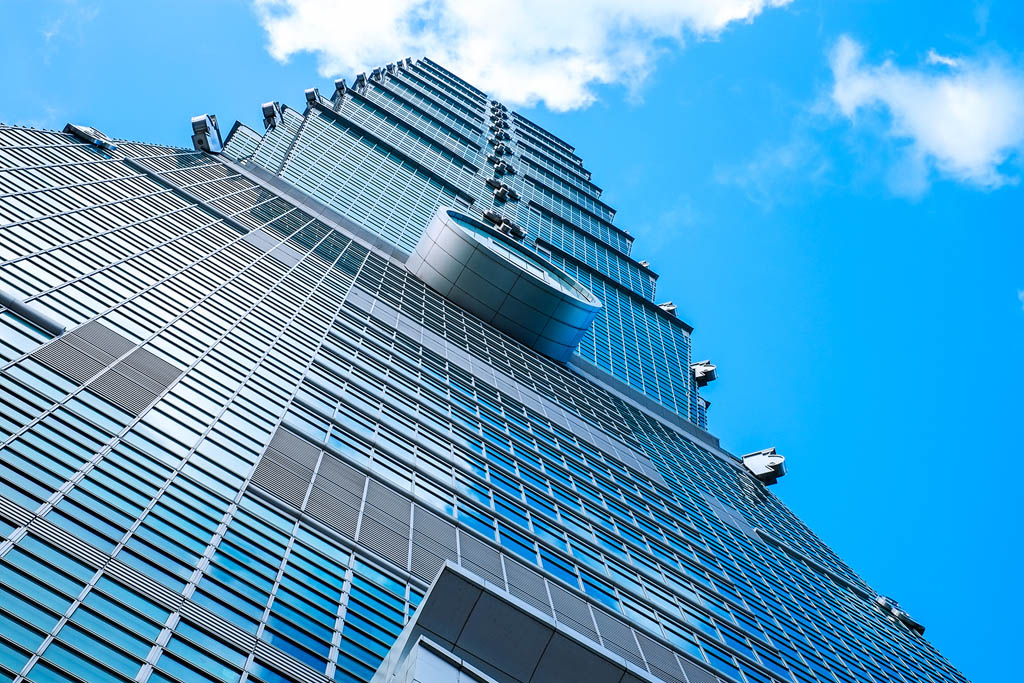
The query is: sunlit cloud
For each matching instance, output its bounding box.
[830,35,1024,195]
[253,0,792,111]
[713,134,832,210]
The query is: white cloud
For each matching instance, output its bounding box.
[253,0,791,111]
[42,16,65,42]
[713,135,831,209]
[926,49,960,69]
[974,2,990,37]
[830,35,1024,193]
[1018,289,1024,311]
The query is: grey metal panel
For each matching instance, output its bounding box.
[72,320,136,358]
[407,207,600,363]
[89,368,160,415]
[122,347,183,388]
[33,338,107,384]
[358,515,410,568]
[269,427,323,470]
[547,582,599,642]
[360,480,413,568]
[457,530,504,587]
[251,458,311,508]
[677,656,722,683]
[592,609,645,670]
[305,486,359,539]
[634,632,688,683]
[501,556,554,618]
[108,359,168,396]
[316,453,367,498]
[411,505,459,581]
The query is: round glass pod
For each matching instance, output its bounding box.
[406,208,602,362]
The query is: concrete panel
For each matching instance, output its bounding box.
[415,570,482,643]
[531,632,623,683]
[457,592,553,681]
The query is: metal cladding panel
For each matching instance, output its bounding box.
[407,207,601,363]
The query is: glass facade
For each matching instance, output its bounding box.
[0,57,964,683]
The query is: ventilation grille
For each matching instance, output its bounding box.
[457,532,504,587]
[635,632,688,683]
[411,506,457,582]
[248,425,731,683]
[252,427,323,508]
[593,609,644,668]
[549,583,599,641]
[90,348,182,416]
[503,557,553,618]
[33,339,107,383]
[252,459,311,509]
[358,480,411,567]
[679,657,722,683]
[32,321,181,416]
[72,320,136,358]
[89,369,160,415]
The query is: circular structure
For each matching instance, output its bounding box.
[406,208,602,362]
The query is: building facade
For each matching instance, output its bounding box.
[0,58,964,683]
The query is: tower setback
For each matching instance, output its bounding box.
[0,58,964,683]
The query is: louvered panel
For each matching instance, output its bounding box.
[269,428,322,470]
[502,557,553,617]
[548,582,599,641]
[410,544,447,581]
[411,506,457,555]
[251,458,310,508]
[316,454,367,497]
[72,320,135,357]
[122,346,182,387]
[457,531,504,586]
[88,369,159,415]
[357,516,410,568]
[635,631,689,683]
[678,656,722,683]
[108,359,167,395]
[593,609,645,669]
[33,339,105,384]
[305,486,359,538]
[410,505,458,581]
[364,479,410,525]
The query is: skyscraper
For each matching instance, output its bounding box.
[0,58,964,683]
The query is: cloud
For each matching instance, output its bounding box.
[830,35,1024,194]
[713,135,831,209]
[974,3,990,37]
[1019,290,1024,312]
[42,16,65,42]
[253,0,792,111]
[631,194,702,253]
[925,49,960,69]
[3,105,62,131]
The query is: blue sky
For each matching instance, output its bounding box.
[3,1,1022,681]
